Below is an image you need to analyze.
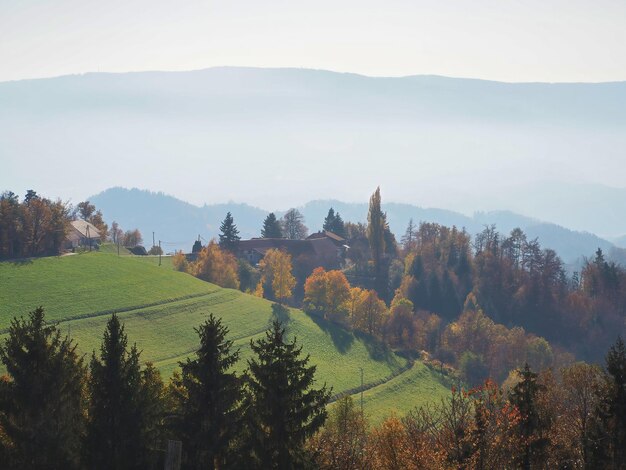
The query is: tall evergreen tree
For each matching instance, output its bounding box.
[333,212,346,238]
[246,321,330,469]
[172,314,243,469]
[261,213,283,238]
[323,208,336,233]
[219,212,241,252]
[0,307,86,469]
[85,314,157,469]
[322,208,346,237]
[509,363,549,470]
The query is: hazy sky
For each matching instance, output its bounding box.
[1,0,626,83]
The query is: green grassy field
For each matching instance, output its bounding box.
[0,251,451,422]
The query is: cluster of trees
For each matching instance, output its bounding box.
[0,308,330,469]
[0,190,70,259]
[0,190,151,259]
[258,209,310,240]
[310,341,626,469]
[304,267,387,337]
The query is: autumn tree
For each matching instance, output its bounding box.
[351,289,387,337]
[0,307,86,469]
[601,336,626,467]
[258,248,296,304]
[191,240,240,289]
[303,267,328,314]
[245,321,330,469]
[560,362,605,468]
[219,212,241,252]
[122,229,142,247]
[303,268,351,322]
[281,208,308,240]
[308,396,368,470]
[172,314,243,469]
[261,212,283,238]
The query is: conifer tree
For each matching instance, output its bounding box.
[85,314,159,469]
[509,363,548,470]
[219,212,241,252]
[246,321,330,469]
[323,208,336,232]
[0,307,86,469]
[323,208,346,237]
[261,213,282,238]
[173,314,243,469]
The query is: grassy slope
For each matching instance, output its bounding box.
[0,252,450,420]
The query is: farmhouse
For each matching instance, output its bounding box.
[66,219,101,249]
[237,236,343,268]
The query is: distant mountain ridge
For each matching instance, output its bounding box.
[2,66,626,235]
[90,187,622,267]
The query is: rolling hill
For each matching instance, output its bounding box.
[0,251,451,423]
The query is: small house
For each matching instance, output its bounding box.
[66,220,101,249]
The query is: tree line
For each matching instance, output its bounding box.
[0,306,624,469]
[0,306,329,469]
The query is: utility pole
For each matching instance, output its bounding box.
[359,367,364,416]
[159,240,162,266]
[153,231,155,249]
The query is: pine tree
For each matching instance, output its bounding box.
[0,307,86,469]
[508,363,548,470]
[323,208,346,237]
[333,212,346,238]
[261,213,283,238]
[401,218,417,252]
[173,314,243,470]
[323,208,336,232]
[219,212,241,252]
[246,321,330,469]
[85,314,158,469]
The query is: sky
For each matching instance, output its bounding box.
[1,0,626,83]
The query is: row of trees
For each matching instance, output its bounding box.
[4,306,621,469]
[0,190,70,258]
[0,308,330,469]
[0,191,150,258]
[310,340,626,469]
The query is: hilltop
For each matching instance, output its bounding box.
[0,251,451,422]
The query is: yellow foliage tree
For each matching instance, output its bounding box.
[259,248,296,304]
[324,270,351,320]
[303,267,328,312]
[351,289,387,337]
[191,240,240,289]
